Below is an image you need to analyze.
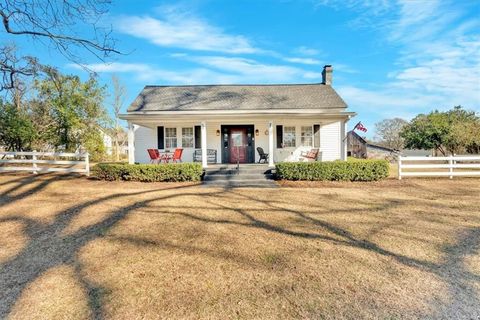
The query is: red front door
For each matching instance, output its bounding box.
[229,128,247,163]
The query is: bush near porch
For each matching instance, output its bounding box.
[276,159,389,181]
[92,163,203,182]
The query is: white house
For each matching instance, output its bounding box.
[120,65,356,167]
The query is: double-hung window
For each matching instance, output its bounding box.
[165,128,177,148]
[301,126,313,147]
[283,126,296,147]
[182,127,194,148]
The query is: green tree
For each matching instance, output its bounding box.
[33,67,108,159]
[443,106,480,154]
[0,100,36,151]
[401,106,480,155]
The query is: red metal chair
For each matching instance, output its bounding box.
[164,148,183,163]
[147,149,162,164]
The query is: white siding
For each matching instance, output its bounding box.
[320,121,342,161]
[134,125,156,163]
[131,118,346,163]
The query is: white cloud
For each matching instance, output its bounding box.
[187,56,321,82]
[70,62,150,73]
[337,85,441,116]
[319,0,480,115]
[72,62,239,84]
[294,46,321,56]
[74,56,324,85]
[283,57,321,65]
[117,9,257,54]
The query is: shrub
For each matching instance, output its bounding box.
[275,160,389,181]
[92,162,203,182]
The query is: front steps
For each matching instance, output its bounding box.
[202,164,277,188]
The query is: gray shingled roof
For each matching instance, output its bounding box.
[127,84,348,112]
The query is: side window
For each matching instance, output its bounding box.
[301,126,313,147]
[283,126,296,147]
[182,127,194,148]
[165,128,177,149]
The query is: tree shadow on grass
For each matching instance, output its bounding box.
[433,227,480,319]
[200,189,480,318]
[1,176,479,319]
[0,173,78,207]
[0,180,207,319]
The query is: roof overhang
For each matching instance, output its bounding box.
[120,109,356,122]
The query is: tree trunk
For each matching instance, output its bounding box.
[114,120,120,162]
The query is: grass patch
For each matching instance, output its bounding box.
[0,174,479,319]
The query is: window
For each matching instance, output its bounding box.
[182,127,194,148]
[283,126,296,147]
[301,126,313,147]
[165,128,177,148]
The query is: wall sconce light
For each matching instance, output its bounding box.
[264,130,269,135]
[216,129,220,136]
[255,129,259,136]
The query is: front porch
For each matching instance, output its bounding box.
[124,114,351,168]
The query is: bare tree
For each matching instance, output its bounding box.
[0,44,38,92]
[111,74,126,161]
[374,118,408,150]
[0,0,120,90]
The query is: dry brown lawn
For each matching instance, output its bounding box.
[0,173,479,319]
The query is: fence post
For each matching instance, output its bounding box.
[32,150,38,174]
[85,152,90,176]
[398,155,402,180]
[449,155,453,179]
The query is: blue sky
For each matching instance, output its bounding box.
[9,0,480,137]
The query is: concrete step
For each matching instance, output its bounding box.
[204,168,273,175]
[203,173,274,181]
[202,164,276,187]
[202,180,278,188]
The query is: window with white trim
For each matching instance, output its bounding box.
[165,128,177,148]
[182,127,194,148]
[283,126,296,147]
[301,126,313,147]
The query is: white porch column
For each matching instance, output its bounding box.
[127,121,135,164]
[201,121,208,168]
[268,121,274,167]
[342,120,348,161]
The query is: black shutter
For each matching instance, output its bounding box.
[194,125,201,148]
[157,126,164,149]
[314,124,320,148]
[276,125,283,148]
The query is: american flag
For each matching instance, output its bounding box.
[353,121,368,133]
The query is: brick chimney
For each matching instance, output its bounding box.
[322,65,333,85]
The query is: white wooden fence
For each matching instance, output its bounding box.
[0,151,90,176]
[398,155,480,180]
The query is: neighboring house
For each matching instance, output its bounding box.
[401,149,433,157]
[100,128,129,156]
[120,65,356,167]
[101,129,113,156]
[347,131,399,159]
